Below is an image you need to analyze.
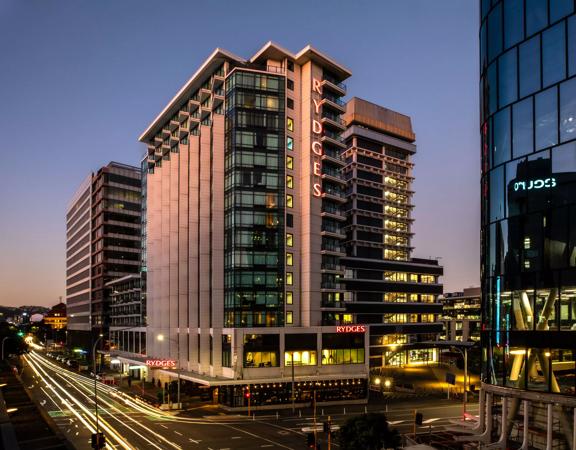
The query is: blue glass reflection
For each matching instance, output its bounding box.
[535,87,558,150]
[519,36,541,97]
[542,23,566,88]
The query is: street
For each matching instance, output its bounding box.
[23,351,478,449]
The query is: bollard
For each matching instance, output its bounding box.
[276,411,279,420]
[343,407,346,415]
[321,408,324,416]
[252,413,255,421]
[385,404,388,412]
[299,410,302,418]
[364,406,367,414]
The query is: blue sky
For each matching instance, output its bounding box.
[0,0,479,306]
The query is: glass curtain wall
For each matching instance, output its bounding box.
[224,70,286,327]
[480,0,576,395]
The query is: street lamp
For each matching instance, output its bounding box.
[451,346,469,417]
[156,333,181,408]
[93,333,104,436]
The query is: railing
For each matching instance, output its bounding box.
[321,263,344,271]
[324,131,345,143]
[323,76,347,90]
[323,95,345,106]
[323,113,345,125]
[321,300,345,308]
[321,244,345,253]
[321,282,342,289]
[322,167,342,178]
[323,148,344,161]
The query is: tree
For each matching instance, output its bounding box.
[338,412,401,450]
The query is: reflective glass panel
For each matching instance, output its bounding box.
[504,0,524,49]
[542,23,566,88]
[535,87,558,150]
[560,77,576,142]
[513,98,534,158]
[488,3,503,62]
[499,48,518,106]
[526,0,548,36]
[493,107,511,166]
[550,0,574,23]
[519,35,541,97]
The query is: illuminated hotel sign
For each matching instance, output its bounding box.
[145,359,176,368]
[336,325,366,333]
[513,177,556,192]
[311,78,323,197]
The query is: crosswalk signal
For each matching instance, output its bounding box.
[415,412,423,425]
[91,432,105,449]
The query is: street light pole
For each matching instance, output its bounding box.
[452,346,468,418]
[93,334,104,434]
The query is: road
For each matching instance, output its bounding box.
[22,351,478,449]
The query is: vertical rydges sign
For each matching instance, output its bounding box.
[311,78,323,197]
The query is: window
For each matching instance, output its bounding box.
[287,117,294,132]
[519,36,541,98]
[286,194,293,208]
[487,62,498,115]
[286,175,293,189]
[535,87,558,150]
[487,3,503,62]
[286,233,293,247]
[542,23,566,88]
[504,0,524,49]
[409,274,418,282]
[286,291,293,304]
[560,77,576,143]
[550,0,573,23]
[285,350,317,366]
[526,0,548,36]
[498,48,517,107]
[287,98,294,110]
[321,348,365,365]
[287,79,294,90]
[286,213,293,228]
[513,98,534,158]
[286,272,293,285]
[493,107,511,166]
[287,60,294,72]
[570,16,576,77]
[286,155,293,169]
[286,311,293,325]
[287,136,294,151]
[286,253,293,266]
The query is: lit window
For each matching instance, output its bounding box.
[286,194,293,208]
[286,156,293,170]
[286,272,293,285]
[286,252,293,266]
[287,117,294,132]
[286,233,293,247]
[523,237,531,249]
[409,274,418,282]
[286,291,293,304]
[286,311,293,324]
[287,136,294,151]
[287,175,294,189]
[524,260,531,269]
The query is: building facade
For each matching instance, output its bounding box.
[43,302,67,331]
[440,287,481,343]
[65,162,141,349]
[139,43,368,407]
[340,98,444,368]
[476,1,576,448]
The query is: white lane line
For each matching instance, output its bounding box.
[174,431,183,436]
[422,418,441,424]
[231,436,241,439]
[159,424,168,429]
[261,446,274,448]
[189,438,200,444]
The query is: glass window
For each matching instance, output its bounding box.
[493,107,511,167]
[286,252,293,266]
[570,16,576,77]
[519,35,541,98]
[504,0,524,49]
[513,97,534,158]
[526,0,548,36]
[542,23,566,88]
[550,0,574,22]
[286,291,293,305]
[535,87,558,150]
[487,62,498,115]
[552,142,576,173]
[499,48,517,106]
[286,272,293,285]
[287,98,294,110]
[286,155,293,170]
[490,165,505,222]
[287,117,294,132]
[286,311,293,325]
[287,136,294,151]
[286,233,293,247]
[481,22,487,71]
[488,3,503,62]
[287,79,294,90]
[560,77,576,142]
[286,194,293,208]
[286,175,293,189]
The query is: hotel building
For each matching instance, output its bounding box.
[340,98,444,368]
[466,1,576,448]
[139,43,368,407]
[65,162,141,349]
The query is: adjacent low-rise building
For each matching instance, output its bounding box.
[440,287,481,343]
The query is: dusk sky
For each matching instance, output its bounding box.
[0,0,479,307]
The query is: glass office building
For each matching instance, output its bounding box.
[481,0,576,397]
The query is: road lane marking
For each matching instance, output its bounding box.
[231,436,241,439]
[261,446,274,448]
[159,424,168,429]
[174,431,182,436]
[189,438,200,444]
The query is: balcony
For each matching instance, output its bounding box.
[322,189,347,203]
[321,245,346,256]
[320,281,344,290]
[321,300,346,310]
[321,263,345,273]
[321,205,346,221]
[321,95,346,113]
[322,148,346,166]
[321,225,346,239]
[322,132,346,149]
[321,114,346,132]
[321,78,346,97]
[322,169,346,185]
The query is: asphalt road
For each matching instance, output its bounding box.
[22,351,478,449]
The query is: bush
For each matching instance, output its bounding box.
[338,412,401,450]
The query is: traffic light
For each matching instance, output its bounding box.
[306,433,315,448]
[415,412,423,426]
[17,331,24,338]
[91,432,105,449]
